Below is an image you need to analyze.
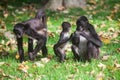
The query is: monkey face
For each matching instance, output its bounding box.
[13,28,23,38]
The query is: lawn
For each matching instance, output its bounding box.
[0,0,120,80]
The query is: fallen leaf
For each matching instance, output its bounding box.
[41,58,50,63]
[66,74,76,80]
[100,36,111,44]
[57,6,65,11]
[114,63,120,68]
[0,62,5,66]
[34,61,44,67]
[3,10,9,18]
[48,30,55,37]
[18,62,29,73]
[90,70,95,76]
[47,54,53,59]
[96,72,104,80]
[16,77,21,80]
[112,32,118,38]
[15,53,20,59]
[116,48,120,53]
[15,9,24,14]
[101,55,110,61]
[88,0,97,5]
[106,16,113,21]
[98,63,106,70]
[100,23,106,28]
[108,27,115,32]
[4,31,15,39]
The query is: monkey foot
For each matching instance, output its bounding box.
[29,52,35,61]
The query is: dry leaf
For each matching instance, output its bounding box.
[3,10,9,18]
[57,6,65,11]
[114,63,120,68]
[90,70,95,76]
[108,28,115,32]
[101,55,110,61]
[4,31,15,39]
[47,54,53,59]
[98,63,106,70]
[15,9,24,14]
[101,23,106,28]
[48,30,55,37]
[96,72,104,80]
[15,53,20,59]
[0,62,5,66]
[112,32,118,38]
[106,16,113,21]
[88,0,97,5]
[18,62,29,73]
[16,78,21,80]
[100,36,111,44]
[116,48,120,53]
[41,58,50,63]
[34,61,44,67]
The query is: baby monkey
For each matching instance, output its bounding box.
[53,22,71,62]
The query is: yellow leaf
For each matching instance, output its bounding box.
[100,36,111,44]
[15,54,20,59]
[18,63,29,73]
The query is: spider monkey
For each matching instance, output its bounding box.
[53,22,71,62]
[71,16,102,62]
[13,9,48,62]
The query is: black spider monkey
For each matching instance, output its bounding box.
[71,16,102,62]
[53,22,71,62]
[13,8,48,62]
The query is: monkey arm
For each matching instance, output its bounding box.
[80,32,102,47]
[56,38,69,47]
[88,24,102,47]
[17,37,25,62]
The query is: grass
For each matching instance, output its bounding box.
[0,0,120,80]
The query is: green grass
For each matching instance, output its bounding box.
[0,0,120,80]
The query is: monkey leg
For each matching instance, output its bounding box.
[57,48,66,62]
[71,45,80,61]
[32,39,45,60]
[53,45,60,57]
[28,38,34,60]
[17,37,24,63]
[88,42,100,59]
[41,45,48,57]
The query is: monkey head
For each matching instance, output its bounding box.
[13,23,25,38]
[76,16,89,30]
[62,22,71,32]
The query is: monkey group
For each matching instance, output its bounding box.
[13,9,102,63]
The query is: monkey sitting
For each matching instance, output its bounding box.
[71,16,102,62]
[53,22,71,62]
